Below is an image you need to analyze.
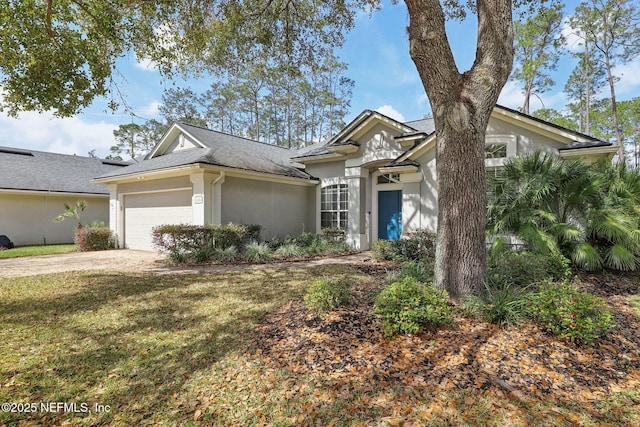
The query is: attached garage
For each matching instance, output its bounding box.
[123,190,192,250]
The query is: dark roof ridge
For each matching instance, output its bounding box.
[177,122,295,151]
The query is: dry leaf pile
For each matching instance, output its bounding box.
[254,264,640,408]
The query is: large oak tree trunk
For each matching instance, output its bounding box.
[405,0,514,298]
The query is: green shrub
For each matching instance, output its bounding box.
[372,229,437,262]
[394,229,437,261]
[387,261,433,284]
[374,277,453,336]
[304,277,352,314]
[527,281,614,345]
[488,249,571,287]
[372,240,395,260]
[74,227,114,251]
[151,223,261,260]
[464,282,532,327]
[321,227,346,243]
[243,241,272,263]
[275,243,303,258]
[212,246,238,262]
[294,232,320,247]
[193,248,213,263]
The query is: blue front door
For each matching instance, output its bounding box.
[378,190,402,240]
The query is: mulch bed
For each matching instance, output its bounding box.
[253,262,640,404]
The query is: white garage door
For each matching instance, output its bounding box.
[124,190,192,251]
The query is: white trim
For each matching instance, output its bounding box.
[147,124,207,159]
[94,163,319,187]
[559,145,618,158]
[0,189,108,198]
[371,170,403,243]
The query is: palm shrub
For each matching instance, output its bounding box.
[488,152,640,271]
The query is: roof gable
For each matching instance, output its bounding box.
[294,110,422,163]
[394,105,614,164]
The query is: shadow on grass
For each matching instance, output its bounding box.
[0,267,329,425]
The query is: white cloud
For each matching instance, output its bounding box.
[376,105,405,122]
[138,101,162,118]
[497,81,524,110]
[612,60,640,97]
[560,18,585,54]
[134,56,156,71]
[0,111,118,158]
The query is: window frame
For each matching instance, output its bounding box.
[320,183,349,230]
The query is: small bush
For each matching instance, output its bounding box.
[244,241,272,263]
[372,240,395,260]
[304,277,352,314]
[394,229,437,261]
[464,282,532,327]
[275,243,303,258]
[527,281,614,345]
[488,250,571,287]
[372,229,437,262]
[387,261,433,284]
[151,223,261,261]
[321,227,346,243]
[374,277,453,336]
[212,246,238,262]
[74,227,114,251]
[293,232,320,247]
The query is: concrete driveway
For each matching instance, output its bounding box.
[0,249,165,278]
[0,250,373,278]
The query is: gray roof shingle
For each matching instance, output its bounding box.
[97,123,315,181]
[0,147,129,194]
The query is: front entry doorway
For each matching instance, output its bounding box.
[378,190,402,240]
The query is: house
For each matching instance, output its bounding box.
[94,105,617,251]
[0,147,129,246]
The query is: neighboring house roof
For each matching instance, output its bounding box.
[0,146,129,195]
[96,122,315,181]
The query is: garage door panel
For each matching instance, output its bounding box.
[124,191,192,251]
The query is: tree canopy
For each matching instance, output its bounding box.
[0,0,375,117]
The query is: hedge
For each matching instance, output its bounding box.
[151,223,261,256]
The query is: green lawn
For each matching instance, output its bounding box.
[0,244,77,259]
[1,266,638,426]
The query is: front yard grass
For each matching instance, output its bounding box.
[0,244,77,259]
[1,266,638,426]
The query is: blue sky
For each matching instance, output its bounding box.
[1,0,639,158]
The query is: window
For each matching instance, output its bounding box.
[377,173,400,184]
[486,167,502,200]
[321,184,348,229]
[485,143,508,159]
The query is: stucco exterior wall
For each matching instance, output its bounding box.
[221,177,314,240]
[115,175,192,194]
[487,117,565,155]
[415,148,438,232]
[0,193,109,246]
[304,161,346,179]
